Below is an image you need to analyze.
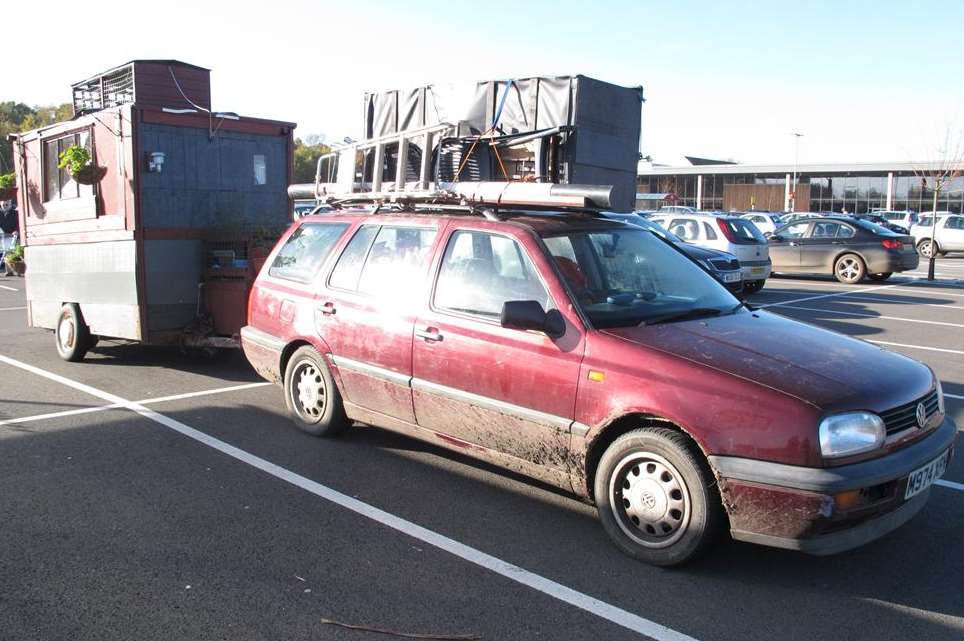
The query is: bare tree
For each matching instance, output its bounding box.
[912,128,964,280]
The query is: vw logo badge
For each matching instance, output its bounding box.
[915,402,927,428]
[640,491,657,510]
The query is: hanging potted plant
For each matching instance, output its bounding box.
[0,172,16,201]
[58,145,106,185]
[3,243,25,276]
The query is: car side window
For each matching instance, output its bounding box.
[811,222,839,239]
[434,230,551,319]
[669,218,699,241]
[269,222,350,282]
[703,222,718,240]
[946,217,964,230]
[329,225,380,290]
[781,222,810,238]
[836,224,856,238]
[356,226,438,296]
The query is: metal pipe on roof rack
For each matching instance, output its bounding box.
[489,126,572,148]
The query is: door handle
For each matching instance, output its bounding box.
[415,327,443,342]
[318,301,336,315]
[788,241,797,246]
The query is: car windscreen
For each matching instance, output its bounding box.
[852,218,900,236]
[541,228,737,329]
[719,218,767,244]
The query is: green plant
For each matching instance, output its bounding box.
[0,172,15,189]
[5,244,23,263]
[57,145,91,175]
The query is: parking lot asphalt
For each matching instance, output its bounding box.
[1,258,963,641]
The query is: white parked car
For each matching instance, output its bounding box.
[650,213,772,293]
[739,211,785,236]
[910,213,964,257]
[656,205,699,214]
[874,210,918,230]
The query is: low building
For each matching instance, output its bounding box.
[637,160,964,214]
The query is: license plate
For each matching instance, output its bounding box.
[750,267,765,275]
[904,450,949,499]
[723,272,741,282]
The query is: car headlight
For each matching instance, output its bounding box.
[937,379,945,415]
[819,412,885,458]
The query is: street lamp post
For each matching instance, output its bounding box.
[790,133,803,212]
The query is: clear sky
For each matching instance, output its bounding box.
[7,0,964,166]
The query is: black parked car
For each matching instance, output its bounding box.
[849,213,909,234]
[768,216,919,283]
[603,212,743,294]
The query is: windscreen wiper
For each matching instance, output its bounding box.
[644,307,723,326]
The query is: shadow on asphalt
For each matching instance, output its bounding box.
[80,343,262,384]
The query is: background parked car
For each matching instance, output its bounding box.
[739,211,785,235]
[910,213,964,257]
[768,216,918,283]
[602,212,743,294]
[873,210,918,230]
[650,213,771,293]
[657,205,699,214]
[849,213,909,234]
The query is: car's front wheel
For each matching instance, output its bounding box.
[283,346,350,437]
[834,253,866,284]
[594,428,724,566]
[868,272,892,281]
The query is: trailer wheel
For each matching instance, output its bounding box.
[55,304,91,362]
[283,346,350,436]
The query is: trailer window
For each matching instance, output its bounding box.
[269,223,350,283]
[253,154,267,186]
[43,131,90,202]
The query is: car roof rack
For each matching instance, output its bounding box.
[287,121,614,217]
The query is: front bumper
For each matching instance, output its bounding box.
[709,417,957,555]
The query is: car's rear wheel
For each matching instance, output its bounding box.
[742,279,765,294]
[868,272,892,281]
[834,253,866,284]
[917,239,938,258]
[594,428,724,566]
[55,303,90,362]
[283,346,350,436]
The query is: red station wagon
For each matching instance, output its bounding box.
[241,204,956,566]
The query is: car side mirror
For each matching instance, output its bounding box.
[500,300,566,338]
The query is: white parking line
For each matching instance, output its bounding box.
[867,340,964,356]
[759,281,909,308]
[776,304,964,328]
[0,284,18,292]
[836,294,964,311]
[0,353,698,641]
[936,480,964,492]
[0,382,272,427]
[0,306,26,311]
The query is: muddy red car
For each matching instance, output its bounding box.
[241,207,955,566]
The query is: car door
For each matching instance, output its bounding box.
[799,221,849,269]
[410,223,585,487]
[941,216,964,250]
[768,221,810,270]
[317,221,441,423]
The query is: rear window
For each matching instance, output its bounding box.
[852,219,899,236]
[269,222,350,282]
[718,218,766,244]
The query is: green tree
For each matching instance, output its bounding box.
[0,102,72,173]
[293,137,332,184]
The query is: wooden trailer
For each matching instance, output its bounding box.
[8,60,295,360]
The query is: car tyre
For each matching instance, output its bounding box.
[55,303,90,362]
[917,239,938,258]
[742,279,765,294]
[867,272,892,281]
[834,253,866,284]
[283,345,350,437]
[594,427,724,567]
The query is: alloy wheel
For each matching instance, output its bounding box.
[836,256,861,282]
